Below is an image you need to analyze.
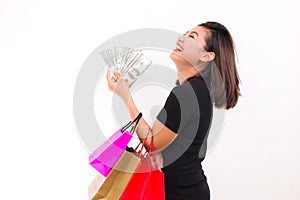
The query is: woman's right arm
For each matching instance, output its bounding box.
[106,70,177,152]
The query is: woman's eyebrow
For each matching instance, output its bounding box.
[190,31,198,36]
[184,31,198,36]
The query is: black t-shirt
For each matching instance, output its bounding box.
[157,75,212,199]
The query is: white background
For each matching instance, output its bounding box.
[0,0,299,199]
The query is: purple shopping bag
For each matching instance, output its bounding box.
[89,113,142,177]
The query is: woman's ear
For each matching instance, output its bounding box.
[200,52,215,62]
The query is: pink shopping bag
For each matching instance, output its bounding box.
[89,113,142,177]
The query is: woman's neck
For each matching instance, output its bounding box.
[176,65,200,85]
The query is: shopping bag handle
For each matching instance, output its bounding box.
[134,128,152,155]
[121,112,142,134]
[144,130,160,170]
[133,128,162,170]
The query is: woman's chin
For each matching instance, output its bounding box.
[170,50,183,61]
[170,50,190,66]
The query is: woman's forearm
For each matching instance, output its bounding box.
[107,71,154,151]
[122,95,152,149]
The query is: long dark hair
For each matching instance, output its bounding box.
[199,21,241,109]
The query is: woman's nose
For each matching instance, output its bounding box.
[178,35,185,42]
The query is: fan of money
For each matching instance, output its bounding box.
[100,47,152,87]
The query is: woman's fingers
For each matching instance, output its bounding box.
[115,71,120,76]
[106,70,113,90]
[148,153,163,170]
[112,71,123,84]
[106,69,130,102]
[106,70,118,90]
[156,153,163,169]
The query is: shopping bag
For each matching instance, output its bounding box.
[92,150,140,200]
[143,140,165,200]
[120,130,165,200]
[143,163,165,200]
[89,113,142,176]
[88,173,106,200]
[120,142,151,199]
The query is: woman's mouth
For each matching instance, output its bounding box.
[176,44,183,52]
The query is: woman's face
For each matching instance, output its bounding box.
[170,26,211,68]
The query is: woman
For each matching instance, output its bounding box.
[106,21,241,200]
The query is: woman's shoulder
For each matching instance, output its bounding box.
[177,77,209,95]
[188,75,208,88]
[169,75,211,105]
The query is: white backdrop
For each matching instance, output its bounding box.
[0,0,299,199]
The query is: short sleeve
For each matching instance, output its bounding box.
[156,89,181,134]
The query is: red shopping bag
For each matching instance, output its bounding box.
[120,131,165,200]
[143,165,165,200]
[120,155,151,199]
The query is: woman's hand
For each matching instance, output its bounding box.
[106,70,131,103]
[148,152,164,170]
